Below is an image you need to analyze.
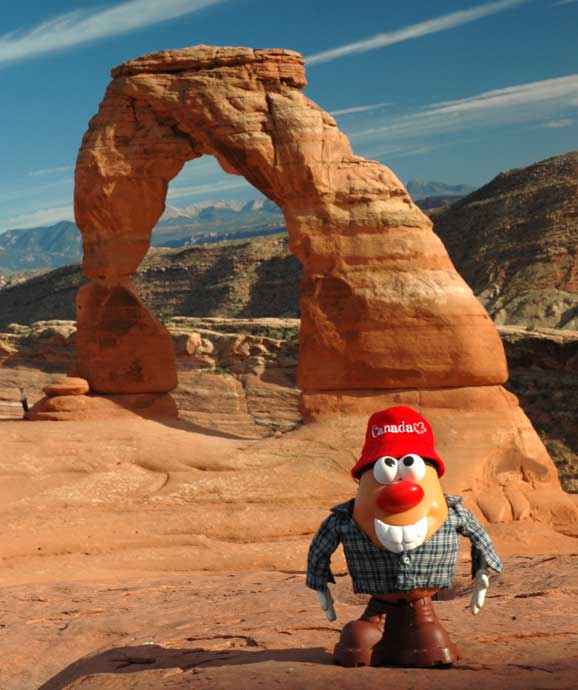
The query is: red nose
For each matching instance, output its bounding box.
[377,481,424,514]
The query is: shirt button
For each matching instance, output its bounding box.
[402,555,411,565]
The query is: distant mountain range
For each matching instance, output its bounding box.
[0,198,285,273]
[0,181,474,273]
[0,221,82,273]
[153,197,284,248]
[405,179,477,200]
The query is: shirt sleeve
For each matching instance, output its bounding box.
[305,513,341,591]
[455,503,504,577]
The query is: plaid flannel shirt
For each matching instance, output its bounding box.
[306,495,503,595]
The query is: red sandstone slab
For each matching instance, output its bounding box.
[1,555,576,690]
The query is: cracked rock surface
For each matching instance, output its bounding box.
[2,555,577,690]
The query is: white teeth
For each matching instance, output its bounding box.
[374,516,429,553]
[389,525,403,545]
[402,524,415,542]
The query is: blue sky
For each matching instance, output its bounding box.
[1,0,578,232]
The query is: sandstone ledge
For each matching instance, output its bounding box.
[111,45,306,86]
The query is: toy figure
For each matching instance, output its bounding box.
[306,406,503,667]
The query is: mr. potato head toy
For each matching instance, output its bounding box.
[306,406,503,668]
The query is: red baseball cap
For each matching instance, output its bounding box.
[352,406,445,479]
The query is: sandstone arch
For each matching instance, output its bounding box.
[73,46,578,535]
[74,46,506,395]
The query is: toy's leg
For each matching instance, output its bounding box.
[333,597,387,667]
[375,597,459,667]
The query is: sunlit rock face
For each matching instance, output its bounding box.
[74,45,507,395]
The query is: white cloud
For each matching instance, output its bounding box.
[306,0,529,66]
[0,0,228,66]
[0,180,72,205]
[167,179,251,200]
[0,205,75,233]
[361,143,434,160]
[29,165,73,177]
[351,73,578,142]
[330,102,393,116]
[427,73,578,114]
[380,146,432,159]
[540,118,576,128]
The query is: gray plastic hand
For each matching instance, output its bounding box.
[317,588,337,621]
[471,567,490,615]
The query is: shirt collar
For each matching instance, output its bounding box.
[330,498,355,515]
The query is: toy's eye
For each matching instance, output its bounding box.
[398,454,426,482]
[373,456,398,485]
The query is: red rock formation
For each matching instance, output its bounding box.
[43,376,90,397]
[71,45,577,533]
[26,391,178,421]
[74,45,506,395]
[76,282,176,393]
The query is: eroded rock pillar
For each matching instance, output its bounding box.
[74,97,197,393]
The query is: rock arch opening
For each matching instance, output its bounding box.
[136,156,299,321]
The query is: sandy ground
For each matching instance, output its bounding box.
[1,416,577,690]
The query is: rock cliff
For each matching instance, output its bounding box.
[0,236,299,330]
[433,151,578,329]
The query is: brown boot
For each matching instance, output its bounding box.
[374,597,459,667]
[333,598,386,667]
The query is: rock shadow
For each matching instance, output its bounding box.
[241,252,301,320]
[154,415,265,440]
[38,643,333,689]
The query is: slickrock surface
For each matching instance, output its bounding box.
[0,377,576,688]
[433,151,578,329]
[75,45,506,394]
[2,555,577,690]
[0,413,576,586]
[1,406,577,577]
[27,391,180,422]
[0,409,572,690]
